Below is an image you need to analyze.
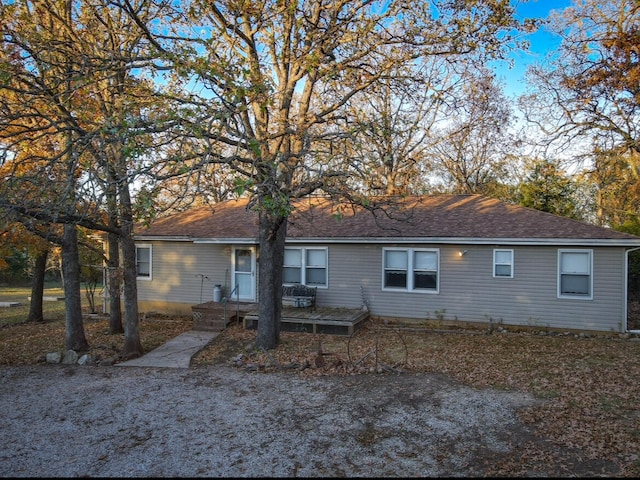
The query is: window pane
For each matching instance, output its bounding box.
[561,274,589,295]
[136,247,150,277]
[283,267,301,284]
[306,267,326,285]
[284,249,301,266]
[137,248,150,263]
[306,249,326,267]
[385,271,407,288]
[236,273,252,297]
[414,251,437,270]
[235,249,252,272]
[561,252,589,274]
[414,272,437,289]
[495,265,512,277]
[495,250,511,264]
[137,262,150,277]
[385,251,407,269]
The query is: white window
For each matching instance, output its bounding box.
[493,249,514,278]
[558,249,592,299]
[136,245,152,280]
[383,248,439,292]
[283,247,327,287]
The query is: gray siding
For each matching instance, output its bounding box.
[137,240,628,332]
[137,241,234,306]
[319,244,627,333]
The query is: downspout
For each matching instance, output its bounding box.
[624,247,640,333]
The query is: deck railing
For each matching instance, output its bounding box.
[222,284,240,324]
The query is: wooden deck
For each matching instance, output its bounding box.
[192,301,370,336]
[243,306,370,335]
[191,301,256,332]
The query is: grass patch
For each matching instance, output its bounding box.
[0,285,68,327]
[0,284,192,364]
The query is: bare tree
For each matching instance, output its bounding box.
[117,0,525,349]
[521,0,639,185]
[427,67,518,195]
[338,60,453,195]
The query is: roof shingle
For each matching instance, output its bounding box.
[135,194,640,244]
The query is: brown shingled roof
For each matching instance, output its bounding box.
[136,198,258,239]
[135,194,640,244]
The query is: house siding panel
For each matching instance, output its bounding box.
[137,241,232,309]
[320,244,380,309]
[320,244,627,333]
[135,241,628,333]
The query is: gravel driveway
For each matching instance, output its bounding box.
[0,364,540,477]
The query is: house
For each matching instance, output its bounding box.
[132,194,640,334]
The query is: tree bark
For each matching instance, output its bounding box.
[27,248,47,323]
[62,223,89,352]
[104,157,124,334]
[119,180,143,359]
[120,230,142,358]
[107,231,123,334]
[255,211,287,350]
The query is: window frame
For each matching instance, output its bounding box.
[382,247,439,293]
[557,249,593,300]
[493,249,514,278]
[283,247,328,288]
[136,244,152,281]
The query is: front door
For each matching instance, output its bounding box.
[232,247,256,301]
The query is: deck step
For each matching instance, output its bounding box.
[191,301,254,332]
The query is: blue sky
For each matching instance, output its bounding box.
[494,0,574,96]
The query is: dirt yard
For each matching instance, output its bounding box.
[2,312,640,476]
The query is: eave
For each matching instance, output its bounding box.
[136,235,640,248]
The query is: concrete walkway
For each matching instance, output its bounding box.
[116,330,218,368]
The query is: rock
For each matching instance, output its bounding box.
[46,352,62,364]
[62,350,78,365]
[77,354,94,366]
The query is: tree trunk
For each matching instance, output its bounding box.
[107,231,123,334]
[27,249,47,323]
[62,223,89,352]
[120,231,142,358]
[105,163,124,334]
[119,181,143,359]
[255,211,287,350]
